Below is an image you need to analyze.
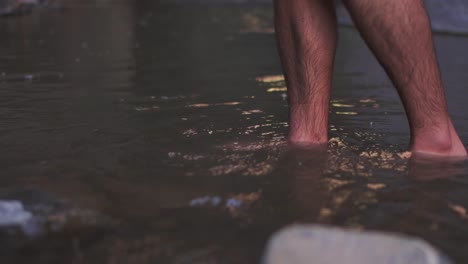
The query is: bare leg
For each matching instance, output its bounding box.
[343,0,466,157]
[273,0,337,144]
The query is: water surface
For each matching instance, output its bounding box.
[1,1,468,263]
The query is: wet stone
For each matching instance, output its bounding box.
[0,189,113,238]
[0,200,32,226]
[263,225,452,264]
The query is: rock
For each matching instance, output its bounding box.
[0,189,113,238]
[263,225,452,264]
[0,200,32,226]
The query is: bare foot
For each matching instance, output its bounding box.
[288,134,328,147]
[409,154,466,181]
[287,139,328,151]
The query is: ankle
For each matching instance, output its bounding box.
[411,123,467,157]
[288,104,329,144]
[411,134,453,155]
[288,132,328,145]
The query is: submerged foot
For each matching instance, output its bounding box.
[287,134,328,147]
[287,129,328,148]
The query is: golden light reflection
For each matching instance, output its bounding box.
[332,103,355,107]
[221,102,242,106]
[367,183,386,190]
[335,112,358,115]
[318,208,333,219]
[242,109,263,115]
[323,178,353,191]
[267,87,288,92]
[255,75,285,83]
[448,203,468,220]
[186,102,243,108]
[397,151,412,159]
[359,99,377,103]
[187,103,210,108]
[327,137,410,177]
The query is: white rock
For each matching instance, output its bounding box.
[263,225,451,264]
[0,200,32,226]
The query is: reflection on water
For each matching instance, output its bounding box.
[1,1,468,263]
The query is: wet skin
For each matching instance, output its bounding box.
[273,0,467,158]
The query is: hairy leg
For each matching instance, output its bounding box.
[274,0,337,144]
[343,0,466,157]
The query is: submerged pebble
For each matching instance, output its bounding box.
[225,198,242,208]
[0,190,113,238]
[189,196,222,207]
[0,200,32,226]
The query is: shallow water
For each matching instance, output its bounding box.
[1,1,468,263]
[337,0,468,35]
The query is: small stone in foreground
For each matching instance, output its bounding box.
[263,225,452,264]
